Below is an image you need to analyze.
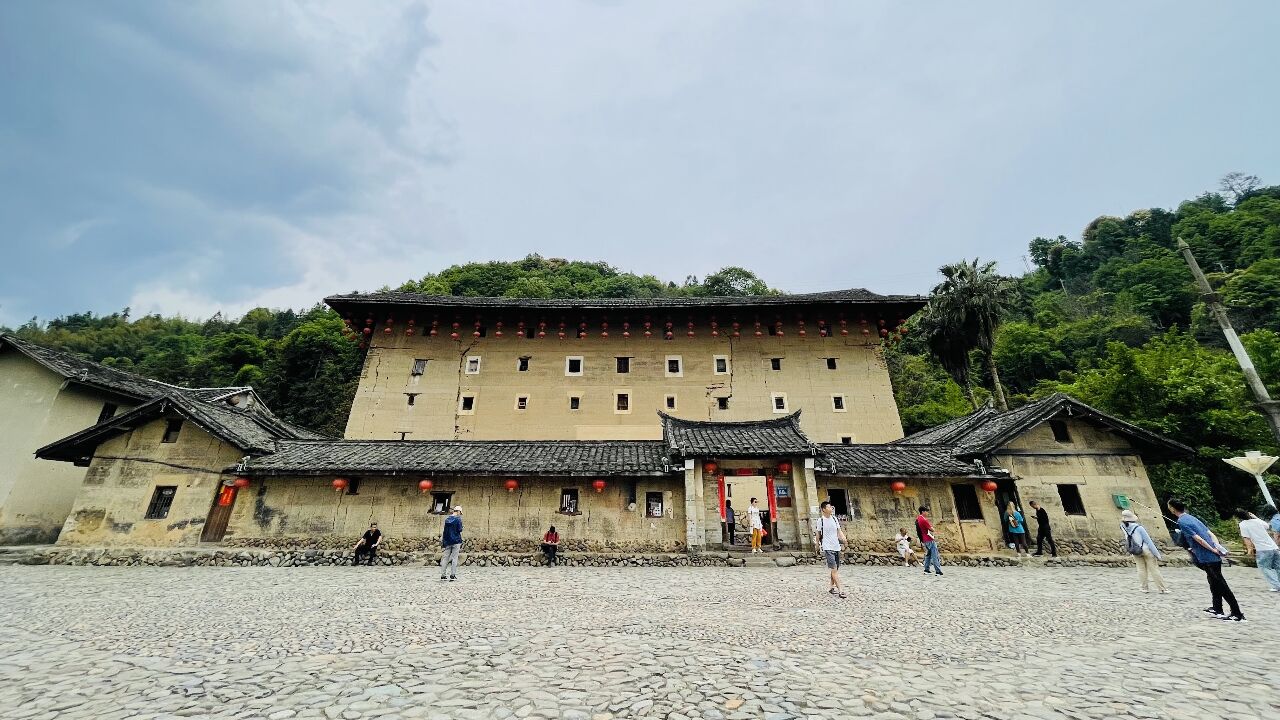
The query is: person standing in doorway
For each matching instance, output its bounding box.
[915,506,943,576]
[1234,509,1280,592]
[1168,499,1244,622]
[1029,500,1057,557]
[817,501,848,598]
[439,506,463,581]
[1006,502,1029,555]
[1121,510,1168,593]
[748,498,763,553]
[725,499,736,546]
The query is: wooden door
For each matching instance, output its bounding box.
[201,485,238,542]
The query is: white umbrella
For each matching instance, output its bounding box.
[1224,451,1278,509]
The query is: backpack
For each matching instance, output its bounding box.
[1123,525,1144,555]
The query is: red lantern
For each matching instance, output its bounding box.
[890,481,907,494]
[592,479,606,493]
[981,480,999,493]
[504,479,519,493]
[776,462,792,474]
[332,478,349,493]
[419,479,434,493]
[703,461,719,475]
[232,477,251,489]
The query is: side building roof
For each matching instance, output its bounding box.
[37,392,327,463]
[817,444,998,478]
[659,411,817,458]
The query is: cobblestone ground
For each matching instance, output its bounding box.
[0,563,1277,720]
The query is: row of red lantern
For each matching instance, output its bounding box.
[328,477,609,494]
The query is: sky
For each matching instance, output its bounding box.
[2,1,1279,327]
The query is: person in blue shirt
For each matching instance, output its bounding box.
[439,506,463,581]
[1005,502,1029,555]
[1168,499,1244,622]
[1267,505,1280,545]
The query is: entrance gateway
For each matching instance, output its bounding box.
[723,474,772,548]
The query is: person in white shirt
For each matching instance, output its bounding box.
[817,501,848,599]
[1234,509,1280,591]
[894,528,917,567]
[747,498,764,553]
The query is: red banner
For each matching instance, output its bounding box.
[217,486,237,507]
[717,475,726,520]
[765,475,777,518]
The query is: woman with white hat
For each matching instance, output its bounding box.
[1121,509,1168,593]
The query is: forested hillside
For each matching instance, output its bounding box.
[6,179,1278,519]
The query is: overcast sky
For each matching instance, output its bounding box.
[2,1,1278,327]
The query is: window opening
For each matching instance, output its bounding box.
[569,396,581,411]
[566,357,583,376]
[144,486,177,519]
[516,396,528,410]
[406,393,418,406]
[1049,420,1072,443]
[411,359,428,376]
[665,395,677,410]
[717,397,729,410]
[840,436,853,445]
[827,488,850,519]
[646,491,664,518]
[460,396,475,412]
[465,357,481,374]
[714,356,728,374]
[832,396,845,411]
[162,419,183,443]
[952,484,983,520]
[559,488,580,514]
[430,492,454,514]
[826,358,838,370]
[1058,484,1086,515]
[770,358,782,371]
[616,393,630,412]
[517,357,530,372]
[616,357,630,373]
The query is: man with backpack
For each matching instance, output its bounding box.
[1120,510,1167,593]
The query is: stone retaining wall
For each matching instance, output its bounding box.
[1,545,1207,568]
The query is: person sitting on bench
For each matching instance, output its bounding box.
[353,523,382,566]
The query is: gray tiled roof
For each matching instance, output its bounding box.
[37,392,327,462]
[659,411,817,458]
[326,288,926,312]
[243,440,673,477]
[817,444,990,477]
[893,404,999,446]
[0,333,251,403]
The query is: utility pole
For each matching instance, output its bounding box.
[1177,238,1280,449]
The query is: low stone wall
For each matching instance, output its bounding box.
[223,536,687,554]
[1,544,1209,569]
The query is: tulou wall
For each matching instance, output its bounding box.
[344,332,905,444]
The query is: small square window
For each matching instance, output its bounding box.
[1058,484,1086,515]
[559,488,580,514]
[430,492,454,514]
[161,419,183,443]
[524,326,536,339]
[517,357,530,372]
[516,396,528,410]
[840,436,853,445]
[767,325,778,336]
[665,395,677,410]
[566,357,583,376]
[406,393,419,406]
[97,403,118,424]
[411,359,428,376]
[832,395,846,412]
[616,357,630,374]
[826,358,838,370]
[666,356,683,377]
[569,396,581,411]
[465,357,481,374]
[717,397,730,411]
[770,358,782,371]
[714,356,729,375]
[646,491,664,518]
[952,484,983,520]
[1049,420,1071,443]
[345,478,361,496]
[771,394,788,413]
[615,392,631,413]
[144,486,177,519]
[459,396,476,413]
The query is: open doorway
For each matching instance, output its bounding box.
[993,478,1022,549]
[724,475,772,549]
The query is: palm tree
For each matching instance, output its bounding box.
[918,259,1019,410]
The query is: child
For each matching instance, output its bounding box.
[894,528,917,566]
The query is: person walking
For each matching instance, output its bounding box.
[1120,510,1168,593]
[439,506,463,581]
[817,501,848,599]
[1029,500,1057,557]
[748,498,763,554]
[915,505,943,576]
[1006,502,1029,555]
[725,499,736,546]
[540,525,560,566]
[1267,505,1280,545]
[1234,509,1280,592]
[1168,499,1244,622]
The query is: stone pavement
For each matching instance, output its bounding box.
[0,563,1276,720]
